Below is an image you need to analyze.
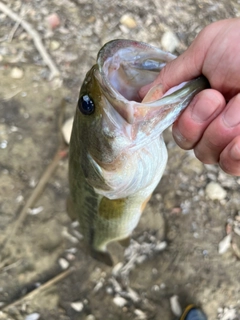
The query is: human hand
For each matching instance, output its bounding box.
[140,18,240,176]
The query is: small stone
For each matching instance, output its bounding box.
[160,283,166,289]
[66,253,75,261]
[0,140,7,149]
[62,117,74,144]
[46,13,61,29]
[154,241,167,252]
[218,234,232,254]
[152,268,158,275]
[10,67,24,79]
[93,281,103,293]
[113,296,127,307]
[170,295,182,317]
[85,315,95,320]
[106,287,113,295]
[134,309,147,319]
[58,258,69,269]
[120,14,137,29]
[50,40,61,51]
[71,301,84,312]
[28,206,44,215]
[112,262,123,276]
[25,313,40,320]
[205,182,227,200]
[136,255,147,264]
[127,287,140,302]
[161,30,180,52]
[152,285,160,292]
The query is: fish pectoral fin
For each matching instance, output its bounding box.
[118,236,131,248]
[91,249,113,267]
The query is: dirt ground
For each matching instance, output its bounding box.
[0,0,240,319]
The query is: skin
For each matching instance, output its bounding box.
[140,18,240,176]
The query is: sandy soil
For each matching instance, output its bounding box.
[0,1,240,319]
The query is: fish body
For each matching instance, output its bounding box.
[68,40,208,265]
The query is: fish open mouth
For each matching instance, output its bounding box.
[97,39,176,103]
[96,39,208,131]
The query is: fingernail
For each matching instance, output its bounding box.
[223,94,240,127]
[172,126,187,144]
[230,143,240,161]
[191,96,217,122]
[139,84,152,99]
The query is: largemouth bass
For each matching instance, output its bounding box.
[68,39,208,266]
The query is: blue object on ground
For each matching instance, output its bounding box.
[180,305,207,320]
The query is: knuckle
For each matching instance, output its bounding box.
[194,146,218,164]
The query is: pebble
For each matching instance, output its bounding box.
[0,140,7,149]
[112,262,123,276]
[134,309,147,319]
[160,283,166,289]
[127,287,140,302]
[152,268,158,275]
[62,227,79,244]
[218,307,237,319]
[62,117,74,144]
[155,241,167,252]
[113,296,128,307]
[120,14,137,29]
[71,301,84,312]
[25,313,40,320]
[161,30,180,52]
[205,182,227,200]
[85,315,95,320]
[58,258,69,270]
[93,281,103,293]
[218,234,232,254]
[50,40,61,51]
[152,285,160,292]
[10,67,24,79]
[28,206,44,215]
[46,13,61,29]
[170,295,182,317]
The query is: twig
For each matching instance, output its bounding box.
[2,89,22,101]
[1,267,74,311]
[0,1,61,80]
[8,17,22,42]
[7,148,68,240]
[0,99,68,256]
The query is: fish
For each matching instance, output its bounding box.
[68,39,209,266]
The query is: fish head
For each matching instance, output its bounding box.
[75,64,130,164]
[73,40,209,195]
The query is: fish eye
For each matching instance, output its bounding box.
[78,94,95,115]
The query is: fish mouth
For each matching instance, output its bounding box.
[96,40,208,138]
[97,39,176,103]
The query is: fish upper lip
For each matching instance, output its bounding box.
[93,39,209,146]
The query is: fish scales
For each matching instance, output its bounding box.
[68,39,209,266]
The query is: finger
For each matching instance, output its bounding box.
[194,93,240,164]
[139,49,201,98]
[139,27,210,98]
[172,89,226,149]
[219,136,240,176]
